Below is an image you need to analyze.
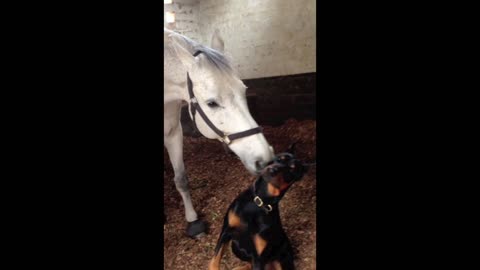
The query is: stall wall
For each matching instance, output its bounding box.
[164,0,201,42]
[197,0,316,80]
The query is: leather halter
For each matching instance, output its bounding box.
[186,51,263,145]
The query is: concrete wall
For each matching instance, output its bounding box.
[164,0,201,42]
[165,0,316,80]
[197,0,316,80]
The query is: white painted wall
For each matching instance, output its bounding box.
[165,0,316,80]
[164,0,201,42]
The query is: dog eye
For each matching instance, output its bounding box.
[207,101,219,108]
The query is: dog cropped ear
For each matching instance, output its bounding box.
[286,142,298,154]
[302,161,316,171]
[303,164,309,174]
[303,161,316,166]
[299,161,315,176]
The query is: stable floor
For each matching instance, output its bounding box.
[164,119,317,269]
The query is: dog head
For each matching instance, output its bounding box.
[261,144,308,196]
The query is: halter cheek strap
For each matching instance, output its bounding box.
[186,51,263,145]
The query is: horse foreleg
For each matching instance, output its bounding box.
[164,123,198,222]
[164,105,206,237]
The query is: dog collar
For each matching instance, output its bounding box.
[253,196,273,213]
[252,178,278,213]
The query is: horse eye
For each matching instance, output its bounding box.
[207,101,219,108]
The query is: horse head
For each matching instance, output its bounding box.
[169,29,274,174]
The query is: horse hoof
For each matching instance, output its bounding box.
[186,219,207,238]
[193,232,206,239]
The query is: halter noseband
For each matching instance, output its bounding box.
[186,51,263,145]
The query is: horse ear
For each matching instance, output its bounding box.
[169,34,196,70]
[211,29,224,52]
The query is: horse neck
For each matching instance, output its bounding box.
[164,37,192,104]
[163,68,188,104]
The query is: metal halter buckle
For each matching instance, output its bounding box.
[219,135,231,145]
[190,97,197,103]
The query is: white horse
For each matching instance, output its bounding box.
[164,28,274,237]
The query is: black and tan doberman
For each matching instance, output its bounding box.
[209,145,308,270]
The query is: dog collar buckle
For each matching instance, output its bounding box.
[253,196,272,213]
[254,196,264,207]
